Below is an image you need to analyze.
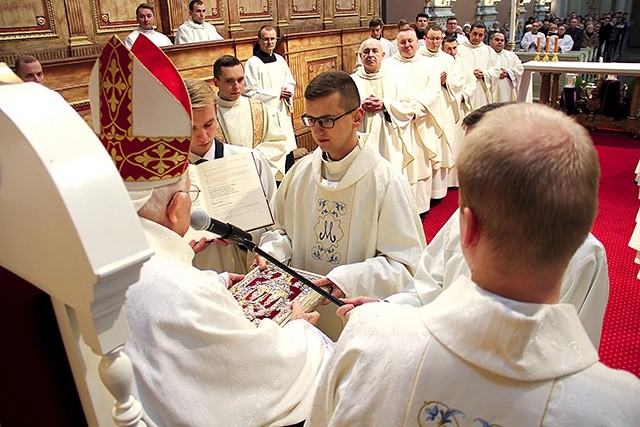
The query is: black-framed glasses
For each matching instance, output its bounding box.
[301,107,357,129]
[169,183,201,206]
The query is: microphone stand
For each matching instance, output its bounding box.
[236,236,345,308]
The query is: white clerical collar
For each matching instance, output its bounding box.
[216,93,242,108]
[321,142,362,184]
[393,52,421,63]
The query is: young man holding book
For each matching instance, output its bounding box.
[256,70,426,339]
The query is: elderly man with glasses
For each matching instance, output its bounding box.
[256,70,426,340]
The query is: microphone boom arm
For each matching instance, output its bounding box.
[238,237,345,307]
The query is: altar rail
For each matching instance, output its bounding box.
[39,27,381,153]
[518,61,640,138]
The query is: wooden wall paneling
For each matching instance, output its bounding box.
[321,0,334,29]
[286,30,341,148]
[165,40,235,80]
[91,0,137,33]
[342,27,367,73]
[236,36,259,62]
[289,0,324,33]
[0,0,69,62]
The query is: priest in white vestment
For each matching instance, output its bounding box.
[418,25,461,200]
[308,104,640,426]
[89,35,331,427]
[244,25,298,159]
[350,38,412,178]
[125,3,172,49]
[384,28,444,214]
[213,55,290,180]
[258,70,426,339]
[488,31,524,103]
[457,22,501,110]
[520,21,546,52]
[182,78,276,275]
[547,24,575,53]
[174,0,224,44]
[442,35,477,187]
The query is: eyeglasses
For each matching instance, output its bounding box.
[168,183,201,207]
[301,107,357,129]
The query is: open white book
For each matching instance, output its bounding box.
[189,152,274,233]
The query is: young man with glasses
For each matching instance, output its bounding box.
[256,70,426,340]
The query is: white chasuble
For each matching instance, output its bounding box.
[457,41,501,110]
[308,277,640,426]
[351,66,413,172]
[491,49,524,103]
[259,143,425,299]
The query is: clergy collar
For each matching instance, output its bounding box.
[216,92,242,108]
[253,43,276,63]
[393,51,420,63]
[321,143,361,182]
[355,66,384,80]
[464,41,484,49]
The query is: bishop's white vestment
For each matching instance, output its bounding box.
[308,276,640,426]
[457,41,500,109]
[124,219,333,427]
[244,52,298,153]
[174,18,223,44]
[125,28,172,49]
[216,94,289,180]
[491,48,524,103]
[386,209,611,348]
[186,143,276,274]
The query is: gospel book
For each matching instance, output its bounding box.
[189,152,273,233]
[228,265,330,326]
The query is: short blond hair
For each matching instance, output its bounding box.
[183,78,215,109]
[457,103,599,266]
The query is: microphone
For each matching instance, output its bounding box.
[190,210,254,247]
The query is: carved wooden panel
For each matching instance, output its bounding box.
[291,0,321,17]
[167,0,224,35]
[0,0,58,40]
[239,0,273,21]
[92,0,138,32]
[335,0,357,16]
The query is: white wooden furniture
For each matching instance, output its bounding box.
[0,82,153,426]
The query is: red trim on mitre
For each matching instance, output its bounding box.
[131,34,192,119]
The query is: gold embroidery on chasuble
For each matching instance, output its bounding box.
[248,98,265,148]
[97,38,189,184]
[306,187,355,273]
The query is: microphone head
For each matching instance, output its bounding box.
[190,209,210,231]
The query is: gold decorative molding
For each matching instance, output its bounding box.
[335,0,357,16]
[306,55,337,75]
[91,0,140,34]
[0,0,58,40]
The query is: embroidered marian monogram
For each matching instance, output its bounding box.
[312,199,346,264]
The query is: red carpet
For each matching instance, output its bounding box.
[422,131,640,377]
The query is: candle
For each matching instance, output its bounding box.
[545,36,550,53]
[536,34,541,53]
[554,36,560,53]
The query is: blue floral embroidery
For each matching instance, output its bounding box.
[419,402,501,427]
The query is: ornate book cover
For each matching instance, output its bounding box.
[228,265,329,326]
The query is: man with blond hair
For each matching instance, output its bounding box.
[309,104,640,426]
